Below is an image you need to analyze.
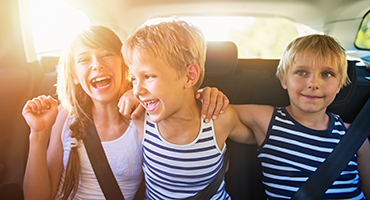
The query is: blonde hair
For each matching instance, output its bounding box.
[123,19,206,90]
[56,25,128,199]
[276,34,350,87]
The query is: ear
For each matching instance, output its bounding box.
[336,85,342,94]
[278,73,287,90]
[73,77,79,84]
[184,64,200,89]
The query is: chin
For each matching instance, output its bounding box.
[148,113,162,123]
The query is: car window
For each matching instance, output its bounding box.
[145,16,318,59]
[30,0,90,57]
[355,10,370,51]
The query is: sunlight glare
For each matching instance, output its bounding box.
[30,0,90,54]
[144,16,255,41]
[182,16,255,41]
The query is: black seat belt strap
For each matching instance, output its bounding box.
[292,97,370,200]
[84,123,125,200]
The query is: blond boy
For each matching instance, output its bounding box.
[233,34,370,199]
[123,19,254,200]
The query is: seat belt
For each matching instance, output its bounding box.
[292,97,370,200]
[84,123,125,200]
[84,120,229,200]
[184,147,230,200]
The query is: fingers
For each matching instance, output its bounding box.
[200,87,218,123]
[199,87,230,123]
[118,90,141,119]
[131,105,145,119]
[214,94,229,119]
[199,87,211,121]
[23,95,53,115]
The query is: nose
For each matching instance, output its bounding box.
[91,57,104,71]
[308,74,320,90]
[133,79,147,96]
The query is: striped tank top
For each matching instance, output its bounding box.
[258,107,364,199]
[142,113,231,200]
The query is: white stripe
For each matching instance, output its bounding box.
[269,135,333,152]
[262,181,299,192]
[276,109,287,117]
[258,153,317,171]
[263,144,325,162]
[265,190,290,199]
[275,116,294,125]
[263,172,308,181]
[326,187,360,193]
[261,162,299,171]
[332,174,360,185]
[272,125,340,143]
[332,129,346,135]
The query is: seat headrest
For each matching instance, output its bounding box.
[328,60,358,110]
[40,56,59,73]
[204,41,238,77]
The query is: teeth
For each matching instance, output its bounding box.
[145,100,157,104]
[92,76,110,83]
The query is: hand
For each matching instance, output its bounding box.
[22,95,59,133]
[196,87,229,123]
[118,89,145,119]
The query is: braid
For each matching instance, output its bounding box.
[57,85,92,199]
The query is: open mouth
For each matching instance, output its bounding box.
[144,99,159,111]
[91,76,112,89]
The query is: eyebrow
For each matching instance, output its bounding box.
[76,51,90,57]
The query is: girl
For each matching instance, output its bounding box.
[22,25,227,200]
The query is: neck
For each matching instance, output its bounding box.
[285,105,330,130]
[157,100,202,145]
[92,100,128,129]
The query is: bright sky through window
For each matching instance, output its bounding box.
[144,16,256,42]
[181,16,256,41]
[30,0,90,54]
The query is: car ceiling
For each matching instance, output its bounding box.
[62,0,370,53]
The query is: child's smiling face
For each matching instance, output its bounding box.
[280,51,342,114]
[72,44,124,104]
[128,50,190,122]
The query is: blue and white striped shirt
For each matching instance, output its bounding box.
[142,113,230,200]
[258,107,364,199]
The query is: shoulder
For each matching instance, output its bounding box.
[214,105,239,126]
[50,106,69,142]
[56,105,69,124]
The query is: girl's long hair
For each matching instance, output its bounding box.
[56,25,126,199]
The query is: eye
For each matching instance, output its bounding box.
[130,76,136,82]
[77,57,90,64]
[322,72,333,78]
[296,70,306,76]
[103,52,114,57]
[145,74,155,79]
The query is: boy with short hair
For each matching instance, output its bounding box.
[123,19,254,199]
[233,34,370,199]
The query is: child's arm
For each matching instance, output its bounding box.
[22,95,65,200]
[118,87,229,122]
[357,138,370,198]
[220,105,256,145]
[230,104,274,146]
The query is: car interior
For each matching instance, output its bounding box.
[1,0,370,199]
